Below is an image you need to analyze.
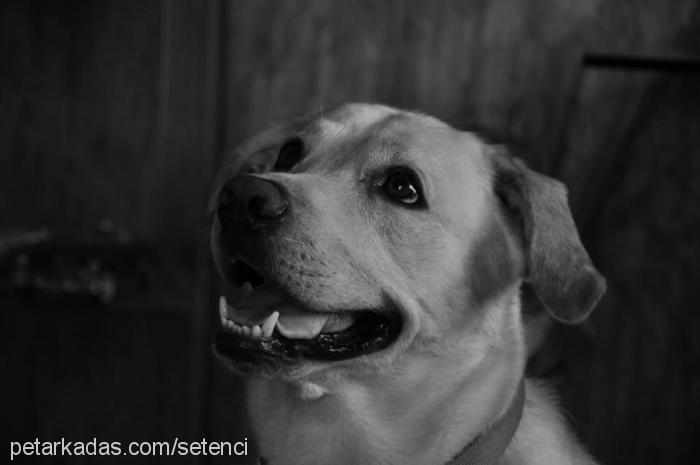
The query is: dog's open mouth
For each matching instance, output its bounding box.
[214,261,401,364]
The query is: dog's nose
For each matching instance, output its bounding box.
[217,175,288,226]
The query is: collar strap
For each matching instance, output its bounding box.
[445,379,525,465]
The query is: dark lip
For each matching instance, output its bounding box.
[214,310,402,367]
[214,252,402,369]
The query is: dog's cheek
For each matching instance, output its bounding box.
[467,218,523,307]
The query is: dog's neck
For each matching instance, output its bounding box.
[247,293,525,465]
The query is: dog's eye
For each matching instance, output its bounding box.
[383,170,422,205]
[274,137,304,172]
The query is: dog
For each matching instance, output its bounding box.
[210,103,606,465]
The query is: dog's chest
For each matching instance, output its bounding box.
[257,423,373,465]
[253,409,378,465]
[248,381,399,465]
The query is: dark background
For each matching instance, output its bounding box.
[1,1,698,464]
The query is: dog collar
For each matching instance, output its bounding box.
[257,380,525,465]
[445,379,525,465]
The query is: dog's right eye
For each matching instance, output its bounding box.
[274,137,304,172]
[382,169,424,207]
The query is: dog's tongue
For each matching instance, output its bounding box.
[231,284,329,339]
[275,304,328,339]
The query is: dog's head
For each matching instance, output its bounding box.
[210,103,605,381]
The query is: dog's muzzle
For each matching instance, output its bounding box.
[212,175,402,373]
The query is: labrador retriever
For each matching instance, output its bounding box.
[210,103,606,465]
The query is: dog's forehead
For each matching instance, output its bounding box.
[301,104,407,151]
[317,103,402,129]
[301,104,489,179]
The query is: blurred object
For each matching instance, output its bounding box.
[0,229,51,256]
[0,222,148,305]
[12,253,119,304]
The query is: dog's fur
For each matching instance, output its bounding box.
[210,103,606,465]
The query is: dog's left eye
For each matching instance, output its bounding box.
[274,137,304,172]
[383,170,422,205]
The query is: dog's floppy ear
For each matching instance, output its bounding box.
[490,147,606,324]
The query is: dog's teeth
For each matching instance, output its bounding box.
[241,282,253,294]
[262,311,279,338]
[219,301,276,340]
[219,296,228,326]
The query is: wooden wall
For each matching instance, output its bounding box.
[0,1,221,463]
[220,0,699,169]
[2,1,699,464]
[0,0,218,264]
[569,72,700,464]
[3,300,194,465]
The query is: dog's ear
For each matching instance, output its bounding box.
[490,147,606,324]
